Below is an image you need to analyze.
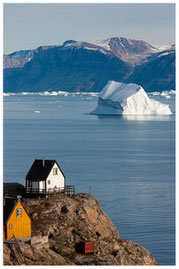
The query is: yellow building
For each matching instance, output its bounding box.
[4,197,31,240]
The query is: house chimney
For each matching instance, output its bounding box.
[43,158,45,167]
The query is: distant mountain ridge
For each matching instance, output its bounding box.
[4,37,158,68]
[4,45,57,68]
[3,36,175,92]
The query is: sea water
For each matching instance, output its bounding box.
[3,92,175,265]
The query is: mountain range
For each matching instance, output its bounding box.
[3,37,175,92]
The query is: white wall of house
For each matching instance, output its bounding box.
[46,163,65,191]
[39,181,45,190]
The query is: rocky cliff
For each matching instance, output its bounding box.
[4,193,157,265]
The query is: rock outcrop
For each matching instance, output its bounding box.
[4,193,157,265]
[4,182,25,197]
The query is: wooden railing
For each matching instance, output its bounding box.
[26,186,64,193]
[64,185,75,196]
[25,185,75,195]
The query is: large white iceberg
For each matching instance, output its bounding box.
[91,81,172,115]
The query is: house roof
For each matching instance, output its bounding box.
[26,159,65,181]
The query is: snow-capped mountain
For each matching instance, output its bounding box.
[59,37,159,65]
[3,36,159,69]
[94,37,157,54]
[62,37,157,55]
[3,36,175,92]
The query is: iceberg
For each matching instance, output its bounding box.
[91,81,172,115]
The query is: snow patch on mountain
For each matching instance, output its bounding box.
[63,40,82,48]
[155,44,175,51]
[91,81,172,115]
[93,39,111,50]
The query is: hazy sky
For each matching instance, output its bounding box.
[3,3,175,54]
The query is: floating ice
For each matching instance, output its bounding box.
[169,90,176,95]
[3,90,99,97]
[91,81,172,115]
[148,90,175,98]
[149,92,161,96]
[3,92,16,96]
[161,91,168,96]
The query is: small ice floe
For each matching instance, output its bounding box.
[165,95,171,99]
[3,92,16,96]
[34,110,40,113]
[90,93,99,97]
[21,92,33,95]
[42,91,50,95]
[169,90,176,95]
[58,91,66,94]
[149,92,160,96]
[55,91,68,96]
[3,93,10,96]
[161,91,169,96]
[50,91,58,96]
[39,91,58,96]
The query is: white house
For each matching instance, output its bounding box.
[25,159,65,193]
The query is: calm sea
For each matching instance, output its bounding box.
[3,92,175,265]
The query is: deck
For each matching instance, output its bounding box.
[25,185,75,196]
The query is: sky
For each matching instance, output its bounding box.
[3,3,175,54]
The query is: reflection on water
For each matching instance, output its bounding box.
[96,114,172,121]
[122,115,172,121]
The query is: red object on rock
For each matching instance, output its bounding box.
[78,241,94,254]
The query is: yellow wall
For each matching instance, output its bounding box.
[6,201,31,240]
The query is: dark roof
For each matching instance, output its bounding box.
[26,159,65,181]
[4,197,17,224]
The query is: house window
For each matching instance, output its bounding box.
[53,168,58,175]
[9,224,13,229]
[48,180,51,185]
[16,208,22,217]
